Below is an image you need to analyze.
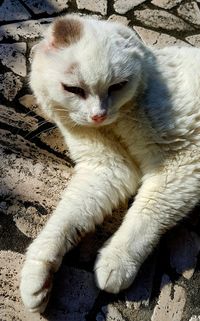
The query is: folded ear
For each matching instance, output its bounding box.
[45,15,84,50]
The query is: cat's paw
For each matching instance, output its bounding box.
[20,259,54,313]
[95,246,138,293]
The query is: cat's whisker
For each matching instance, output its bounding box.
[29,125,57,140]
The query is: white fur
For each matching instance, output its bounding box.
[20,15,200,312]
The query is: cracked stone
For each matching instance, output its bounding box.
[178,1,200,26]
[0,251,44,321]
[76,0,107,15]
[108,14,130,26]
[0,72,23,101]
[0,0,31,21]
[134,9,194,32]
[0,18,53,41]
[169,227,200,280]
[40,128,69,155]
[151,0,183,9]
[133,26,188,47]
[0,104,38,131]
[186,35,200,47]
[0,43,26,77]
[189,317,200,321]
[151,274,186,321]
[23,0,69,14]
[114,0,147,14]
[0,129,72,238]
[96,304,125,321]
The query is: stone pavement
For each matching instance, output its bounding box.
[1,0,200,320]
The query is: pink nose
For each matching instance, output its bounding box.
[91,113,107,123]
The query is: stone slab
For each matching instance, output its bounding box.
[0,250,99,321]
[178,2,200,26]
[114,0,147,14]
[0,0,31,22]
[0,72,23,101]
[96,304,125,321]
[0,128,72,238]
[151,274,186,321]
[23,0,69,14]
[134,9,194,32]
[0,18,53,41]
[76,0,107,15]
[133,26,187,47]
[151,0,183,9]
[0,43,27,77]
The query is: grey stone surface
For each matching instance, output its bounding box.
[96,305,125,321]
[0,18,53,41]
[134,9,194,32]
[108,14,130,26]
[0,72,23,100]
[76,0,107,15]
[23,0,69,14]
[186,35,200,47]
[178,1,200,26]
[114,0,147,14]
[0,0,31,22]
[151,0,183,9]
[0,43,26,76]
[151,275,186,321]
[133,26,187,47]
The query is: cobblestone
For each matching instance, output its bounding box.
[151,0,183,9]
[96,305,125,321]
[114,0,147,14]
[133,26,187,47]
[0,18,53,41]
[134,9,194,32]
[0,72,23,100]
[23,0,69,14]
[178,1,200,26]
[76,0,107,15]
[0,43,26,76]
[186,35,200,47]
[108,14,130,26]
[151,275,186,321]
[0,0,31,22]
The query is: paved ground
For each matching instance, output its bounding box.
[1,1,200,320]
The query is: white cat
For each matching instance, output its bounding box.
[20,14,200,312]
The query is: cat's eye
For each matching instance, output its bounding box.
[62,83,86,98]
[108,81,128,95]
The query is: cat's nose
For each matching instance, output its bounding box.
[91,112,107,123]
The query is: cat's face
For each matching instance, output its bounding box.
[31,15,146,127]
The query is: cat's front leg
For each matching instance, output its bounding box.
[20,161,139,312]
[95,157,200,293]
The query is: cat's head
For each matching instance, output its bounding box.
[30,15,147,127]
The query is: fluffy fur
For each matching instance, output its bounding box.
[20,14,200,312]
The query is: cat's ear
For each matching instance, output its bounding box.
[44,15,83,50]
